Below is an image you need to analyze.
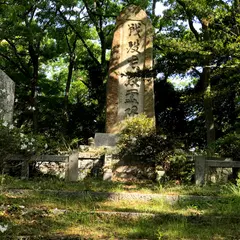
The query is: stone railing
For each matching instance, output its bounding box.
[5,151,79,181]
[195,156,239,185]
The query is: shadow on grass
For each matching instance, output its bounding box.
[1,190,240,239]
[1,176,240,239]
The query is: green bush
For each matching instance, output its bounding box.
[119,132,174,164]
[214,133,240,160]
[166,149,194,183]
[0,120,65,176]
[117,113,155,146]
[117,114,194,183]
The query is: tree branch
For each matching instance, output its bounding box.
[57,8,100,67]
[176,0,200,41]
[5,38,30,76]
[0,52,30,77]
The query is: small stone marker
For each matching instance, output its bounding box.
[65,150,79,182]
[103,169,113,181]
[0,70,15,123]
[106,5,155,133]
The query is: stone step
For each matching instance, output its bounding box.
[3,189,219,203]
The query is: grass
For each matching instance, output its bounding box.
[0,174,227,196]
[0,175,240,239]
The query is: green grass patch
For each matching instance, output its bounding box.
[0,176,240,239]
[0,175,229,196]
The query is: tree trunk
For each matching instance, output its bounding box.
[152,0,157,16]
[202,19,215,149]
[202,67,215,146]
[29,43,39,133]
[64,54,75,122]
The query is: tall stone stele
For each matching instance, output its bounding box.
[106,5,155,133]
[0,70,15,123]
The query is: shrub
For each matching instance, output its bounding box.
[117,113,155,146]
[214,133,240,160]
[0,120,64,176]
[117,114,194,183]
[117,114,173,166]
[166,149,194,183]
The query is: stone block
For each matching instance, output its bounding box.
[0,70,15,123]
[195,156,206,185]
[78,160,94,169]
[65,151,79,182]
[94,133,119,147]
[103,169,113,181]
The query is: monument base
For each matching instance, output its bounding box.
[94,133,119,147]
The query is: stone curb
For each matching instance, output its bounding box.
[4,188,222,203]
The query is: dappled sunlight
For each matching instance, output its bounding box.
[1,178,240,239]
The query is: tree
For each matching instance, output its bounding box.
[154,0,240,149]
[0,0,57,132]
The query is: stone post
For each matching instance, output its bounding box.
[21,159,29,180]
[65,150,79,182]
[195,156,206,185]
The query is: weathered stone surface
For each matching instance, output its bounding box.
[78,160,94,169]
[103,169,113,181]
[0,70,15,123]
[106,5,155,133]
[94,133,119,147]
[65,151,79,182]
[36,162,66,178]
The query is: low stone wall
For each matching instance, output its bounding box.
[102,154,157,181]
[35,152,103,180]
[6,150,160,182]
[78,157,103,180]
[36,162,66,178]
[195,156,235,185]
[112,160,156,181]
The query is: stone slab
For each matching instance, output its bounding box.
[106,5,155,133]
[0,70,15,123]
[65,151,79,182]
[94,133,119,147]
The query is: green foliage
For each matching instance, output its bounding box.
[214,133,240,160]
[118,113,155,144]
[0,0,240,156]
[166,149,194,183]
[226,174,240,196]
[0,120,70,173]
[117,114,195,182]
[117,115,171,163]
[0,122,20,164]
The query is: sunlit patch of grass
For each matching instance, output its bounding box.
[1,175,240,239]
[97,198,175,214]
[156,217,240,240]
[0,174,229,197]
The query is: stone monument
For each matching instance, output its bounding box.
[106,5,155,133]
[0,70,15,123]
